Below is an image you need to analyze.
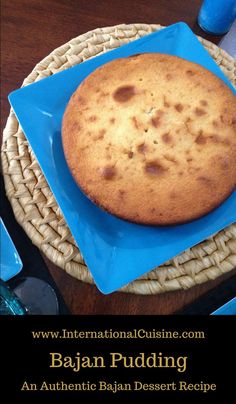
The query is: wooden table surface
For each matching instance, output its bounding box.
[2,0,235,314]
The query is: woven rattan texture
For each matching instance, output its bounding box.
[2,24,236,294]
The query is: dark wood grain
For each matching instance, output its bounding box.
[1,0,232,314]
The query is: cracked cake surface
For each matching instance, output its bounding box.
[62,53,236,225]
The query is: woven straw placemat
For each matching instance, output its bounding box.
[2,23,236,294]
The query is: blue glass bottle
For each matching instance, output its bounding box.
[198,0,236,35]
[0,280,27,315]
[0,278,59,315]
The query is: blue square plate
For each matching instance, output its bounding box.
[0,218,23,281]
[9,23,236,293]
[212,297,236,315]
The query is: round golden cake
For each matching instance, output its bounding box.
[62,53,236,225]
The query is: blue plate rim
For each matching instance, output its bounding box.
[0,218,23,281]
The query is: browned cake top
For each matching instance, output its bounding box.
[62,53,236,225]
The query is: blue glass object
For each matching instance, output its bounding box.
[0,280,27,315]
[0,277,59,315]
[13,277,59,315]
[8,23,236,294]
[198,0,236,35]
[0,218,58,314]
